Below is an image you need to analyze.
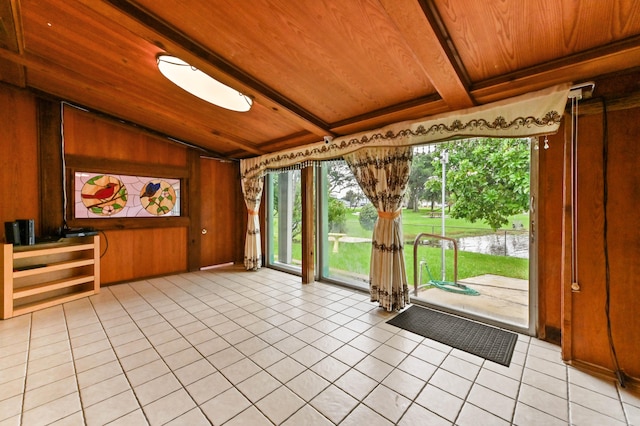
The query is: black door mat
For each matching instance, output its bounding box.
[386,305,518,366]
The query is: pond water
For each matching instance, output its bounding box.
[424,232,530,259]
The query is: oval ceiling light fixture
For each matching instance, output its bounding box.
[157,54,253,112]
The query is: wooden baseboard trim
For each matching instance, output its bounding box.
[567,359,639,392]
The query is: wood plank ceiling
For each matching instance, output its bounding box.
[1,0,640,159]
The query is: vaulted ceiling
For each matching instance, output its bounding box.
[1,0,640,159]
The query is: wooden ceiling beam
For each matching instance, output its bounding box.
[237,131,321,157]
[0,0,22,52]
[330,94,448,136]
[0,58,24,86]
[97,0,332,138]
[0,0,25,86]
[471,37,640,104]
[378,0,474,110]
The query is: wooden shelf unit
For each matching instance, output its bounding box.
[1,236,100,319]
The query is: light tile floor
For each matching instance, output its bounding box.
[0,266,638,425]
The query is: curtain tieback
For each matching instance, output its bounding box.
[377,209,402,220]
[247,209,259,216]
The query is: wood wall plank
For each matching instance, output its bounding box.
[567,107,640,377]
[301,166,314,283]
[604,107,640,379]
[63,105,187,166]
[187,149,201,271]
[537,122,566,341]
[99,227,187,284]
[0,84,39,231]
[571,112,610,366]
[38,98,63,236]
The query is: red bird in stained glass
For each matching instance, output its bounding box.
[81,183,117,200]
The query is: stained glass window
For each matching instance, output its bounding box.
[74,172,180,218]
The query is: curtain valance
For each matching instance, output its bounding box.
[240,83,571,179]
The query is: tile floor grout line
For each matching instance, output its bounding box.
[516,342,573,425]
[89,287,152,424]
[332,302,435,423]
[398,327,455,425]
[511,334,531,425]
[17,314,32,426]
[186,271,406,425]
[615,381,630,425]
[566,358,573,426]
[450,347,483,425]
[143,274,280,424]
[61,301,88,425]
[187,272,322,425]
[116,281,215,424]
[145,274,316,422]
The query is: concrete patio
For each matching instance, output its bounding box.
[414,274,529,328]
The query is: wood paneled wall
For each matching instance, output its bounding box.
[63,106,187,165]
[99,227,188,284]
[537,71,640,382]
[1,88,245,286]
[62,106,190,284]
[566,105,640,379]
[600,108,640,380]
[0,85,39,229]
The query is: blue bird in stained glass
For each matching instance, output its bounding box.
[141,182,161,198]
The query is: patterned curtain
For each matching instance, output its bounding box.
[344,146,413,311]
[241,176,263,270]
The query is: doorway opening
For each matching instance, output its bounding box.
[408,138,535,333]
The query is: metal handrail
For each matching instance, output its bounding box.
[413,232,458,296]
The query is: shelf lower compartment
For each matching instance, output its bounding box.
[13,258,95,278]
[13,275,95,299]
[11,290,96,317]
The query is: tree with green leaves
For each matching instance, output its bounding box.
[424,175,442,211]
[406,151,436,212]
[430,138,530,230]
[328,197,349,233]
[272,168,350,239]
[343,189,364,209]
[359,203,378,231]
[327,162,358,196]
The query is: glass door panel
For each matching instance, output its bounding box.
[266,170,302,273]
[318,161,370,289]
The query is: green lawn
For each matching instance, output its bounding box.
[275,207,529,281]
[343,208,529,239]
[291,240,528,281]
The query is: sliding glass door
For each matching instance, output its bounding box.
[317,161,370,289]
[408,139,535,332]
[265,170,302,274]
[264,139,537,334]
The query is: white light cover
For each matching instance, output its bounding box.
[157,55,252,112]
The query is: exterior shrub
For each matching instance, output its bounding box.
[328,197,348,233]
[359,203,378,231]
